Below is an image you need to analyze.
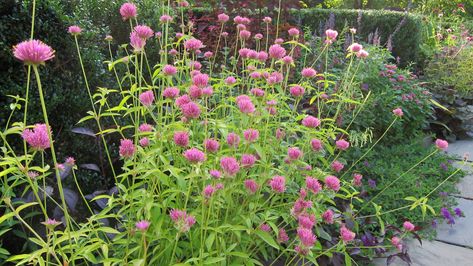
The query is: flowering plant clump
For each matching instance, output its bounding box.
[0,2,462,265]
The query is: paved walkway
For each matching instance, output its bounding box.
[374,139,473,266]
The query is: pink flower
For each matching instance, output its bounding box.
[130,31,146,52]
[192,73,209,88]
[190,61,202,70]
[178,0,189,7]
[241,154,257,168]
[204,139,219,153]
[335,139,350,150]
[173,131,189,147]
[254,33,263,40]
[185,38,204,52]
[257,51,268,62]
[322,210,334,224]
[13,40,55,65]
[218,13,229,23]
[209,170,221,179]
[139,123,153,132]
[392,108,403,117]
[188,85,203,99]
[22,124,51,151]
[215,183,224,190]
[234,16,250,25]
[226,132,240,148]
[278,228,289,243]
[244,179,259,194]
[348,43,363,53]
[403,221,415,231]
[221,32,229,37]
[353,173,363,186]
[139,90,154,106]
[290,85,305,97]
[220,157,240,176]
[301,67,317,78]
[435,139,448,151]
[120,3,137,20]
[204,51,213,58]
[169,209,195,232]
[163,87,180,99]
[269,176,286,193]
[183,148,205,163]
[134,25,153,39]
[250,88,265,97]
[237,99,255,114]
[269,44,286,59]
[65,157,76,166]
[276,128,285,140]
[163,64,177,76]
[274,38,284,44]
[310,138,323,151]
[325,29,338,40]
[302,115,320,128]
[243,129,259,143]
[239,30,251,40]
[236,24,246,31]
[356,50,369,58]
[68,25,82,36]
[282,56,293,64]
[119,139,136,158]
[135,220,150,231]
[259,223,271,232]
[175,94,191,107]
[288,28,300,37]
[306,176,321,194]
[169,48,178,56]
[202,86,213,96]
[203,185,215,198]
[225,76,237,85]
[331,161,344,173]
[288,147,303,161]
[42,218,61,228]
[297,227,316,247]
[181,102,201,119]
[267,71,283,85]
[340,226,355,242]
[325,175,340,191]
[139,137,150,147]
[263,17,272,23]
[298,214,316,229]
[159,15,173,23]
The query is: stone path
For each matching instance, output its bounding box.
[374,139,473,266]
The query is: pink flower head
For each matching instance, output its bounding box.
[290,85,305,97]
[276,128,285,140]
[322,210,334,224]
[119,139,136,158]
[435,139,448,151]
[159,15,173,23]
[274,38,284,44]
[169,48,178,56]
[267,71,283,85]
[335,139,350,150]
[203,185,215,198]
[310,138,323,151]
[134,25,153,39]
[22,124,51,151]
[348,43,363,53]
[301,67,317,78]
[391,236,402,251]
[237,99,255,114]
[13,40,55,65]
[288,28,300,37]
[241,154,257,168]
[169,209,195,232]
[120,3,137,20]
[353,173,363,186]
[403,221,415,231]
[175,94,191,107]
[139,90,154,106]
[204,51,213,58]
[183,148,205,163]
[204,139,219,153]
[302,115,320,128]
[393,108,403,117]
[249,71,261,79]
[259,223,271,232]
[297,227,316,247]
[325,175,340,191]
[340,226,356,242]
[255,33,263,40]
[225,76,237,85]
[173,131,189,147]
[325,29,338,40]
[192,73,209,88]
[139,123,153,132]
[215,183,224,190]
[269,44,286,59]
[184,38,204,52]
[263,17,272,23]
[190,61,202,70]
[278,228,289,243]
[220,157,240,176]
[218,13,229,23]
[210,169,222,179]
[331,161,344,173]
[282,56,294,64]
[239,30,251,40]
[181,102,201,119]
[356,50,369,58]
[269,176,286,193]
[163,87,180,99]
[65,157,75,166]
[178,0,189,7]
[202,86,213,96]
[255,52,267,62]
[250,88,265,97]
[243,128,259,143]
[226,132,240,147]
[42,218,61,228]
[288,147,303,161]
[139,137,150,147]
[163,64,177,76]
[68,25,82,36]
[135,220,150,231]
[244,179,259,194]
[188,85,203,99]
[306,176,322,194]
[130,31,146,52]
[234,16,250,25]
[298,214,316,229]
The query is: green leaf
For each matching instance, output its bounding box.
[255,230,279,250]
[344,252,352,266]
[204,257,225,264]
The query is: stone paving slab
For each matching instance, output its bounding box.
[435,198,473,248]
[373,240,473,266]
[452,162,473,199]
[447,140,473,160]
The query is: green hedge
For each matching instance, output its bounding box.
[291,8,427,67]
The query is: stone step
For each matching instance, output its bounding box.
[435,198,473,248]
[446,140,473,159]
[452,162,473,199]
